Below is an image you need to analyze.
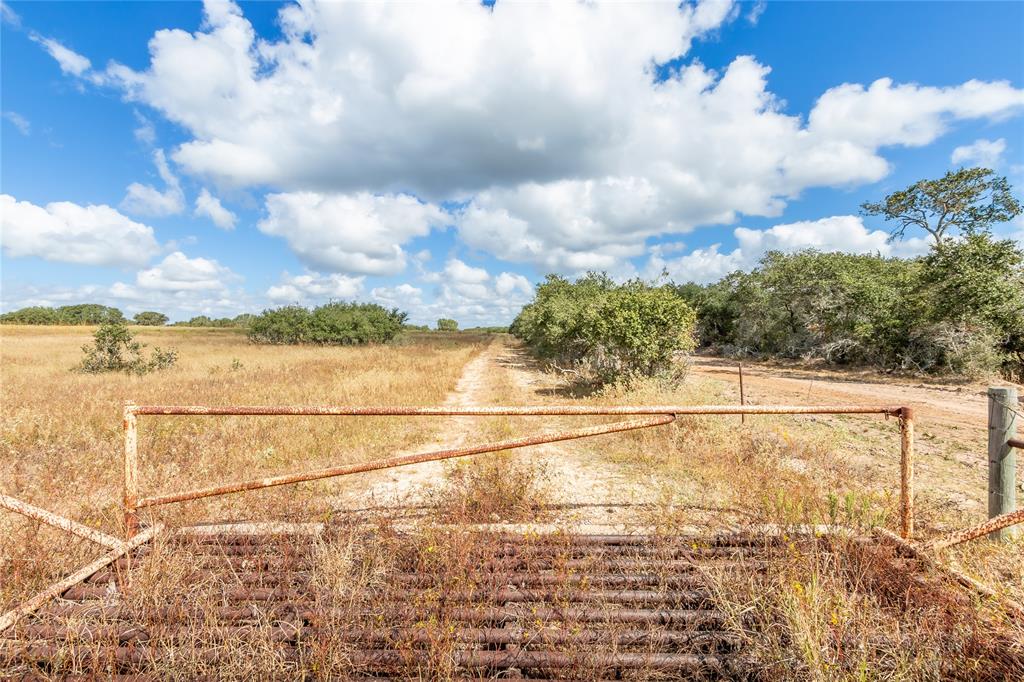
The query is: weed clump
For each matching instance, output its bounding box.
[430,454,550,522]
[78,322,178,375]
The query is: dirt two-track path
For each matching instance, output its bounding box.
[341,337,663,529]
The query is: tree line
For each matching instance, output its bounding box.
[0,305,257,328]
[513,168,1023,383]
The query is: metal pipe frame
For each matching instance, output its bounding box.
[0,524,163,633]
[0,493,127,552]
[122,402,916,540]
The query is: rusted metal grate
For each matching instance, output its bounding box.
[1,529,771,680]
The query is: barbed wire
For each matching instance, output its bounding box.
[991,395,1024,422]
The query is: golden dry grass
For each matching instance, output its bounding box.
[1,325,489,610]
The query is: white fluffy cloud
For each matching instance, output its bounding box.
[405,258,535,326]
[194,188,237,229]
[92,1,1024,271]
[371,283,423,308]
[0,193,160,267]
[951,138,1007,168]
[134,251,237,291]
[649,215,931,283]
[267,271,364,303]
[258,191,446,275]
[120,149,185,216]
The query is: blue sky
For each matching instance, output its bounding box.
[2,0,1022,325]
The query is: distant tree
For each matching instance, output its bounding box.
[861,167,1022,247]
[0,306,62,325]
[436,318,459,332]
[133,311,169,326]
[56,304,125,325]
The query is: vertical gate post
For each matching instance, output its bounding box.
[899,407,915,539]
[988,387,1018,541]
[123,401,139,538]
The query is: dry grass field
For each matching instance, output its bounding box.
[1,325,488,611]
[2,326,1022,679]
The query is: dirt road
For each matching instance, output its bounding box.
[689,356,1006,432]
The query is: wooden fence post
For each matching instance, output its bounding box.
[988,387,1018,541]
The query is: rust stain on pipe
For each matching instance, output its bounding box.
[0,493,126,552]
[928,508,1024,551]
[136,414,675,509]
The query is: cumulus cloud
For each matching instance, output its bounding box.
[134,251,238,291]
[266,271,364,303]
[648,215,931,283]
[194,188,237,229]
[405,259,536,326]
[951,138,1007,168]
[371,283,423,308]
[120,149,185,216]
[32,34,91,76]
[258,191,447,275]
[0,193,160,267]
[495,272,533,298]
[87,0,1024,272]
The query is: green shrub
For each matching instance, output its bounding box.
[512,274,697,384]
[78,323,178,375]
[133,311,169,326]
[248,302,407,345]
[436,318,459,332]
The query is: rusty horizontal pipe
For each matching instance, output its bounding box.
[130,403,904,416]
[927,508,1024,551]
[10,623,739,650]
[1008,437,1024,449]
[0,643,744,672]
[36,601,729,627]
[135,415,674,509]
[0,493,127,552]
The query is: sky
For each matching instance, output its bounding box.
[1,0,1023,326]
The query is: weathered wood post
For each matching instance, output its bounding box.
[988,387,1018,541]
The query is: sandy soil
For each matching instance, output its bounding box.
[333,339,501,510]
[689,356,1015,432]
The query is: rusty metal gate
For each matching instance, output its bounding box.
[3,401,1023,677]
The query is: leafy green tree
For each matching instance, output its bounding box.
[861,167,1022,247]
[133,311,169,326]
[56,304,125,324]
[436,318,459,332]
[920,234,1024,378]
